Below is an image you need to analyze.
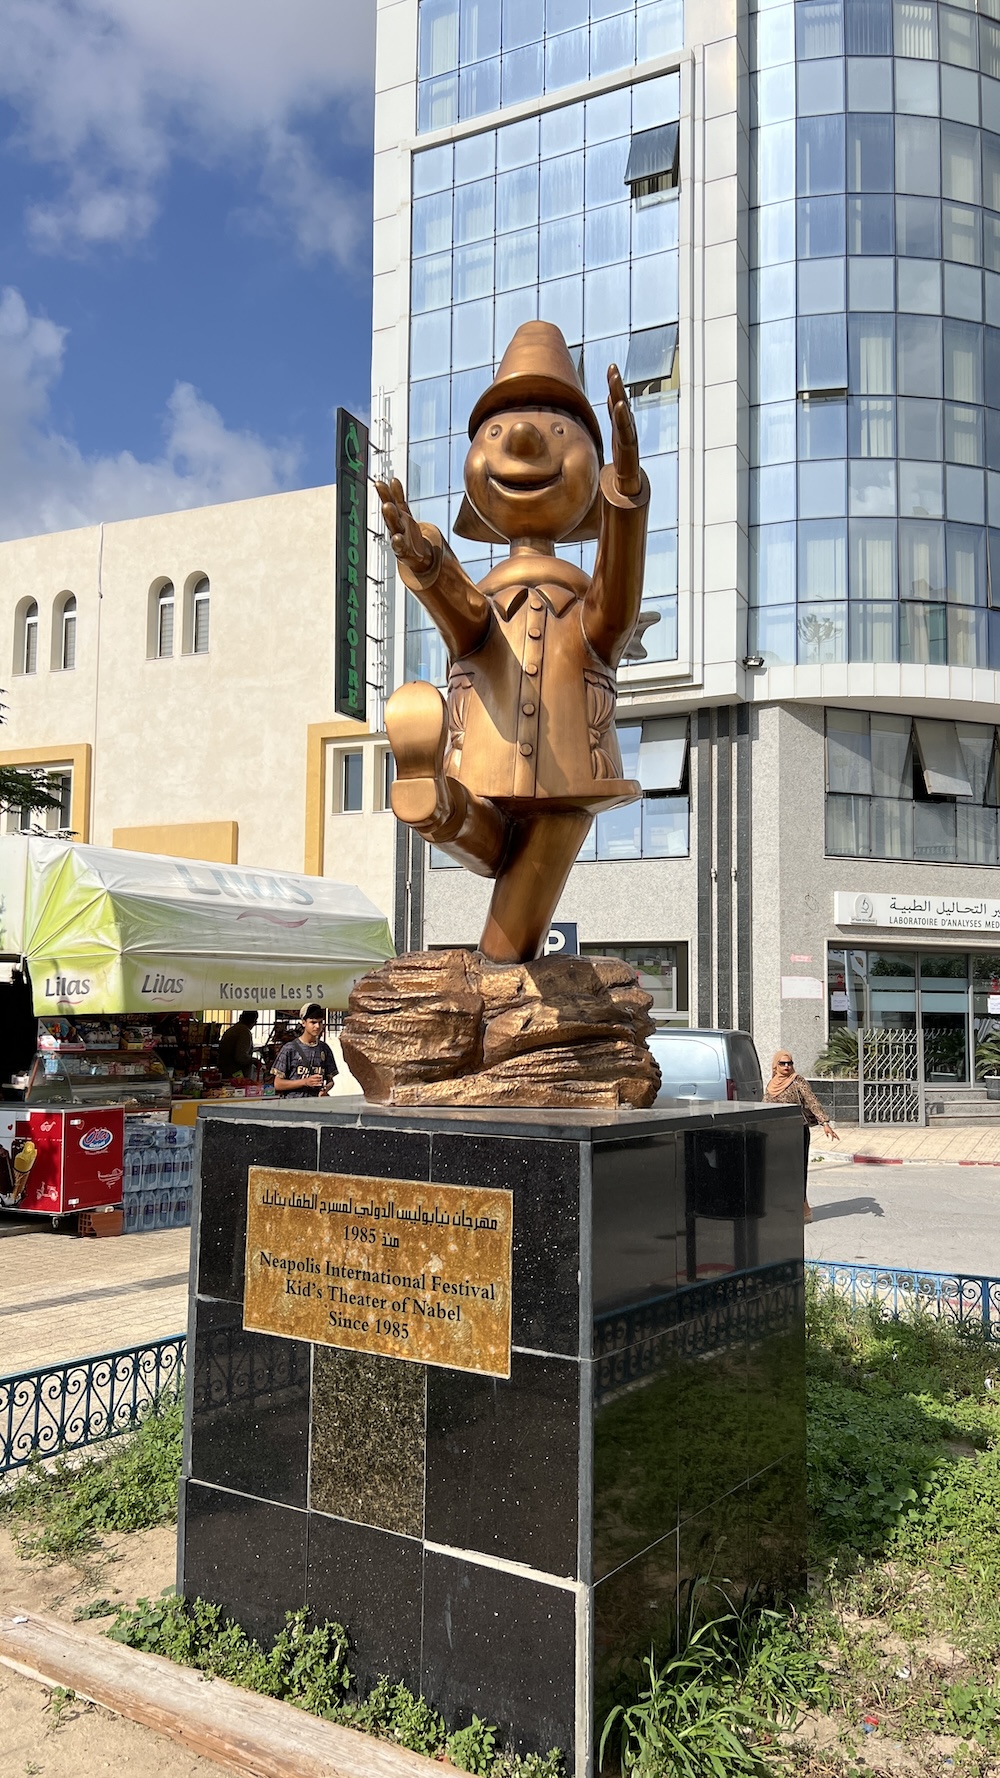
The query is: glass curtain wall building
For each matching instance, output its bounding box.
[372,0,1000,1079]
[404,0,688,873]
[750,0,1000,668]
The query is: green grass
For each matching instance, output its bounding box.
[109,1591,562,1778]
[0,1393,183,1558]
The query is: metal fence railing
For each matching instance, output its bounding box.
[3,1263,999,1473]
[0,1334,185,1476]
[808,1260,1000,1343]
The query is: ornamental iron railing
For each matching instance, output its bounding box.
[593,1260,803,1405]
[808,1260,1000,1343]
[0,1334,185,1476]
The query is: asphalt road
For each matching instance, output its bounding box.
[806,1162,1000,1276]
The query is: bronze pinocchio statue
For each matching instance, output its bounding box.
[376,322,649,966]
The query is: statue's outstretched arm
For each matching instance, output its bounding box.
[375,478,490,659]
[583,366,651,667]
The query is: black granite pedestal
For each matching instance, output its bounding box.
[179,1099,806,1777]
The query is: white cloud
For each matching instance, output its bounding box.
[0,287,300,540]
[0,0,374,261]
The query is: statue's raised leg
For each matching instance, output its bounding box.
[386,681,508,879]
[479,808,594,963]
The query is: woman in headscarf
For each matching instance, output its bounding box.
[764,1051,839,1222]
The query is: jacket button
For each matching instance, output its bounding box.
[529,594,543,609]
[522,701,535,715]
[519,742,533,756]
[528,626,542,639]
[525,664,538,676]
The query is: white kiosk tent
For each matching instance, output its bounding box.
[0,835,394,1016]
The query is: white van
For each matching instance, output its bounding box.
[648,1029,764,1103]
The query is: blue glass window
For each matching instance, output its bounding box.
[845,0,891,56]
[797,0,844,59]
[847,115,894,192]
[798,115,846,194]
[799,195,846,255]
[847,193,894,253]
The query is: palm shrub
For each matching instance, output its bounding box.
[812,1027,858,1078]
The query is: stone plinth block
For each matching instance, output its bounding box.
[341,950,661,1109]
[180,1099,807,1778]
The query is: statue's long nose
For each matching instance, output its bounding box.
[506,420,546,459]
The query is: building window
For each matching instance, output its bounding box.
[825,707,1000,864]
[155,583,175,659]
[379,749,396,811]
[415,0,684,134]
[59,595,76,672]
[192,577,210,654]
[5,768,72,836]
[578,717,691,860]
[21,602,38,676]
[342,751,364,812]
[623,325,679,397]
[625,122,679,203]
[581,940,688,1022]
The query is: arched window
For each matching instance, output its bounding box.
[22,602,38,675]
[192,577,210,654]
[59,594,76,671]
[157,582,175,658]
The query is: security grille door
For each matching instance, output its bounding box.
[859,1026,921,1123]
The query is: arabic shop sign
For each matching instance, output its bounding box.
[834,891,1000,932]
[335,408,368,721]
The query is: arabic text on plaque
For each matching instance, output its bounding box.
[244,1167,513,1378]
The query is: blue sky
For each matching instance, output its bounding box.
[0,0,375,540]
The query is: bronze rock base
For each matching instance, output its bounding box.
[341,949,662,1109]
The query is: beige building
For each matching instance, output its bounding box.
[0,487,395,924]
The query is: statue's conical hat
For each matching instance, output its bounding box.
[454,321,604,545]
[467,321,603,450]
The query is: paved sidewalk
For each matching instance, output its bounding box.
[810,1124,1000,1166]
[0,1226,190,1374]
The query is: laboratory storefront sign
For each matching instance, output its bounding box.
[245,1167,514,1377]
[834,891,1000,933]
[334,408,368,721]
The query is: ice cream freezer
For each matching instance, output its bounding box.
[0,1105,124,1218]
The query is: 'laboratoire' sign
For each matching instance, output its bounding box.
[835,891,1000,932]
[335,408,368,720]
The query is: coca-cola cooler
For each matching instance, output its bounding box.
[2,1107,125,1217]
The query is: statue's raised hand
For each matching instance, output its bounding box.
[607,365,642,498]
[375,478,436,573]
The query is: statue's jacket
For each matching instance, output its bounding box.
[400,465,650,814]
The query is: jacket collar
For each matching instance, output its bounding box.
[490,582,578,621]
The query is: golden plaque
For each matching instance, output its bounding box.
[244,1167,513,1378]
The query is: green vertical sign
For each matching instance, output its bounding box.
[335,408,368,720]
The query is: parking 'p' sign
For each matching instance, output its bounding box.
[543,922,579,956]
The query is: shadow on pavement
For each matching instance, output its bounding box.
[810,1196,885,1221]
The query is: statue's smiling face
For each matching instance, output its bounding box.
[465,408,600,542]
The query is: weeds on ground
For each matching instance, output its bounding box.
[109,1591,562,1778]
[597,1584,829,1778]
[778,1287,1000,1766]
[0,1393,182,1559]
[598,1285,1000,1774]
